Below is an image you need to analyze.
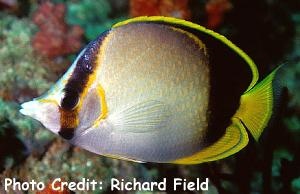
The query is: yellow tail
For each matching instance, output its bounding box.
[234,66,281,140]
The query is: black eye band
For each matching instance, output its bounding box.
[60,31,110,111]
[58,128,74,140]
[61,90,79,110]
[82,55,93,73]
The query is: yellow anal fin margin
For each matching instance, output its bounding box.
[234,67,280,141]
[173,118,249,165]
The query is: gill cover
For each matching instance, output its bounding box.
[75,85,105,136]
[58,32,110,139]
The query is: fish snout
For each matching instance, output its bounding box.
[20,100,61,134]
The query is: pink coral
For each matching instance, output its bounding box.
[32,1,84,58]
[205,0,232,29]
[36,179,70,194]
[130,0,191,20]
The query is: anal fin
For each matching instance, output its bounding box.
[102,154,146,163]
[173,118,249,164]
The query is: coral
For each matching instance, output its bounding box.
[130,0,191,20]
[0,0,30,16]
[0,13,58,172]
[0,0,18,12]
[32,1,84,58]
[0,98,54,171]
[0,13,52,101]
[0,111,27,171]
[205,0,232,29]
[1,138,159,193]
[65,0,126,41]
[36,179,70,194]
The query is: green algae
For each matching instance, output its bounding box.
[0,13,51,102]
[64,0,127,41]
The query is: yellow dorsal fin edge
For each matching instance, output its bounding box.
[113,16,259,92]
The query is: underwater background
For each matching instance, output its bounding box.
[0,0,299,193]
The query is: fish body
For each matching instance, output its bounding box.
[20,16,280,164]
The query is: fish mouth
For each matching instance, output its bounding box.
[20,100,61,135]
[19,101,39,117]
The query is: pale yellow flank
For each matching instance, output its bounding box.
[114,16,259,92]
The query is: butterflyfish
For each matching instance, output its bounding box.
[20,16,281,164]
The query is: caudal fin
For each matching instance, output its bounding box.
[234,66,282,141]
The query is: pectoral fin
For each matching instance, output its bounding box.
[173,118,249,164]
[107,100,170,133]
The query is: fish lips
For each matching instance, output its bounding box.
[20,100,61,134]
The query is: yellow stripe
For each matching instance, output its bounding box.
[77,33,111,112]
[58,32,112,130]
[38,98,58,105]
[113,16,259,92]
[93,84,108,127]
[170,26,207,56]
[172,118,249,164]
[83,33,112,128]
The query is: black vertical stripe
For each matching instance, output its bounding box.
[58,30,110,139]
[61,30,109,110]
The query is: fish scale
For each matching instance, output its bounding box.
[94,23,210,161]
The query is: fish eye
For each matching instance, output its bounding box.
[61,91,79,110]
[80,54,93,73]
